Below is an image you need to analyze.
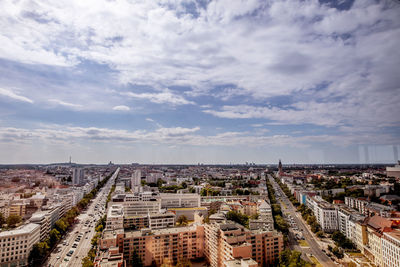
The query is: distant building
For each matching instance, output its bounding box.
[387,161,400,179]
[72,168,84,186]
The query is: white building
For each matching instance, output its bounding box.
[0,223,40,266]
[110,193,161,216]
[131,170,141,189]
[160,193,200,208]
[29,211,51,241]
[307,196,337,232]
[382,229,400,267]
[106,204,124,231]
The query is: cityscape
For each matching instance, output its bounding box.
[0,162,399,267]
[1,0,400,267]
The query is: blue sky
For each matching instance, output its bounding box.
[0,0,399,164]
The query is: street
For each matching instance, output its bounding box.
[268,174,336,267]
[46,167,119,267]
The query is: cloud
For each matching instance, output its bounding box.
[155,126,200,137]
[0,87,33,103]
[1,124,397,149]
[49,99,82,108]
[112,105,130,111]
[146,118,154,122]
[122,89,195,105]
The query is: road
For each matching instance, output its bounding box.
[46,167,119,267]
[268,174,336,267]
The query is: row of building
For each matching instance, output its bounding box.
[94,178,282,267]
[0,168,115,266]
[280,175,400,267]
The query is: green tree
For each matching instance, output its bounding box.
[28,241,49,266]
[279,249,312,267]
[6,214,21,228]
[226,210,249,228]
[82,256,94,267]
[49,229,60,247]
[55,219,68,233]
[177,215,189,226]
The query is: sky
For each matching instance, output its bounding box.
[0,0,399,164]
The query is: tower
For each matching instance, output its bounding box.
[278,160,283,175]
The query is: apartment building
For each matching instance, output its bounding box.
[0,223,40,267]
[345,197,368,214]
[382,229,400,267]
[337,205,360,236]
[29,211,51,241]
[306,196,337,232]
[123,225,205,266]
[204,222,283,267]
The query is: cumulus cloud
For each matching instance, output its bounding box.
[0,0,399,161]
[112,105,130,111]
[0,87,33,103]
[122,89,195,105]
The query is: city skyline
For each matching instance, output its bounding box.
[0,0,399,164]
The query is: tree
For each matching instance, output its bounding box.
[226,210,249,228]
[157,178,165,188]
[28,241,49,266]
[177,215,189,226]
[279,249,312,267]
[55,219,68,233]
[316,231,324,238]
[49,229,60,247]
[131,249,143,267]
[95,224,103,233]
[82,256,94,267]
[6,214,21,228]
[0,212,5,226]
[274,215,289,234]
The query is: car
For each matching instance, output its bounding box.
[56,256,60,259]
[64,258,69,262]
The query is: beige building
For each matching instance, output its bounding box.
[0,223,40,266]
[9,203,26,218]
[204,222,284,267]
[123,225,205,266]
[382,229,400,267]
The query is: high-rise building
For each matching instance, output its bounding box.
[72,168,84,186]
[131,170,141,189]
